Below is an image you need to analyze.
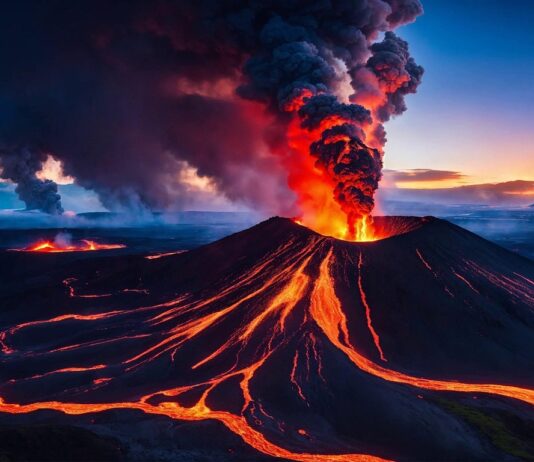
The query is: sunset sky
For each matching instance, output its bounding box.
[385,0,534,188]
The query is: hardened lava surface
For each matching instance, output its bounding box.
[0,217,533,461]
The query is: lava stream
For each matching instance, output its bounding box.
[357,252,387,361]
[1,235,533,462]
[310,248,534,406]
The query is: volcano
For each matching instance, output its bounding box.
[0,217,533,461]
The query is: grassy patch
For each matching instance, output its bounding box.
[435,398,534,461]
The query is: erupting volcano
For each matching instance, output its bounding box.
[0,0,424,243]
[0,217,533,461]
[0,1,533,460]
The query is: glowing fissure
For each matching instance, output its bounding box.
[451,268,480,294]
[238,251,313,342]
[148,239,299,327]
[191,244,317,373]
[145,250,187,260]
[290,351,308,404]
[9,364,106,383]
[414,250,455,299]
[513,272,534,287]
[357,253,387,362]
[0,332,14,354]
[1,238,533,462]
[124,240,319,373]
[13,240,125,253]
[1,310,126,356]
[64,277,142,299]
[415,249,433,272]
[305,332,325,383]
[465,260,534,303]
[310,248,534,406]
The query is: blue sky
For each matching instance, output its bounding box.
[385,0,534,183]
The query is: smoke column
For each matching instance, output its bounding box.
[0,148,63,214]
[0,1,423,235]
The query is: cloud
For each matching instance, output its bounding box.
[383,169,466,184]
[36,156,74,185]
[378,180,534,206]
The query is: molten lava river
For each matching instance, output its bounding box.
[1,217,533,461]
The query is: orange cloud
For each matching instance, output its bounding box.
[385,169,466,182]
[36,156,74,185]
[380,180,534,206]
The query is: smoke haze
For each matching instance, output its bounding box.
[0,0,423,225]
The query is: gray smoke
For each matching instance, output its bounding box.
[0,1,423,218]
[0,148,63,214]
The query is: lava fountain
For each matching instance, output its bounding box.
[276,32,423,243]
[295,215,427,242]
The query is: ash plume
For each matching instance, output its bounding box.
[310,124,383,235]
[0,148,63,214]
[0,1,423,223]
[352,31,424,146]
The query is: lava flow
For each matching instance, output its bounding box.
[13,239,125,253]
[0,217,533,461]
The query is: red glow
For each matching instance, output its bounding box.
[14,239,125,253]
[1,237,532,461]
[145,250,187,260]
[285,113,362,241]
[358,252,387,361]
[280,93,381,242]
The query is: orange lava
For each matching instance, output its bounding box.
[310,249,534,406]
[358,253,387,361]
[145,250,187,260]
[0,238,533,462]
[293,214,380,242]
[14,240,125,253]
[354,215,378,242]
[281,97,381,243]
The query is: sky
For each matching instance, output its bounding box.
[385,0,534,187]
[1,0,533,213]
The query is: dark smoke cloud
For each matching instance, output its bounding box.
[384,0,424,27]
[0,0,423,219]
[299,95,372,131]
[310,123,383,233]
[0,148,63,214]
[366,31,424,122]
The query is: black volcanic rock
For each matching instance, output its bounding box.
[0,424,124,461]
[0,217,533,461]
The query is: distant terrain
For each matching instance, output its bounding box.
[0,208,532,260]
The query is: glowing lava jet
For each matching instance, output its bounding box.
[0,217,533,461]
[275,32,424,243]
[15,239,125,253]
